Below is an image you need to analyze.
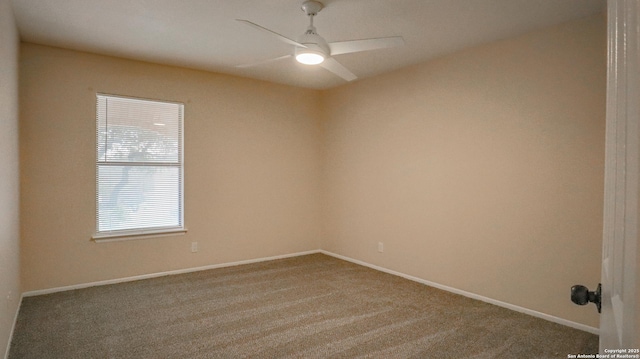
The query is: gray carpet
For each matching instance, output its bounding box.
[9,253,598,358]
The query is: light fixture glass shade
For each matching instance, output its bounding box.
[295,51,325,65]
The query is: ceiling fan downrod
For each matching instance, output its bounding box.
[302,1,322,34]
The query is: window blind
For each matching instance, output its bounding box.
[96,94,184,237]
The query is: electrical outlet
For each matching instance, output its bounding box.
[378,242,384,253]
[191,242,198,253]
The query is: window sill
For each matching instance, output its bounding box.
[92,228,188,243]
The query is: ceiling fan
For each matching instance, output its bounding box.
[236,0,405,82]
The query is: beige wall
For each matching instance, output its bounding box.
[0,0,21,355]
[321,15,605,328]
[19,44,323,292]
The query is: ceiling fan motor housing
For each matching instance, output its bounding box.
[297,31,330,57]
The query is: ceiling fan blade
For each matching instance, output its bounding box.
[319,57,357,82]
[236,19,306,48]
[328,36,405,56]
[236,54,292,68]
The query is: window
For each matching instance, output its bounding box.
[94,94,184,239]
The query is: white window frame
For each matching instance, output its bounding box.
[93,93,185,241]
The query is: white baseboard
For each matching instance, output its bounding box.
[22,250,321,297]
[319,250,600,336]
[4,293,22,359]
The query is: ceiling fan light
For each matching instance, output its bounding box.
[295,51,325,65]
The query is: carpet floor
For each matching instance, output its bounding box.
[9,253,598,358]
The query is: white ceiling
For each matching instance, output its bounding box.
[11,0,605,90]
